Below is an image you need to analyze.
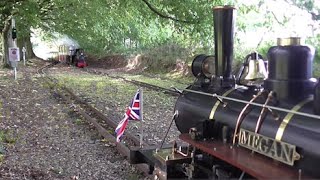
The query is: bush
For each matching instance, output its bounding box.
[140,43,192,72]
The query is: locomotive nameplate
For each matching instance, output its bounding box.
[238,129,300,166]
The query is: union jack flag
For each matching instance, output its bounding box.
[115,89,141,142]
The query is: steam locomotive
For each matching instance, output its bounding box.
[130,6,320,179]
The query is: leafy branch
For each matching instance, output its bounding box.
[284,0,320,20]
[141,0,199,24]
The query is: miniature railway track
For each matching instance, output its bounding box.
[84,68,180,96]
[38,62,153,177]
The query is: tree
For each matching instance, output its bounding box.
[285,0,320,20]
[0,0,55,67]
[0,0,24,67]
[2,0,320,66]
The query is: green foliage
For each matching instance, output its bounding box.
[45,0,229,56]
[308,35,320,77]
[140,42,191,71]
[0,0,55,37]
[1,0,320,73]
[307,34,320,62]
[313,61,320,77]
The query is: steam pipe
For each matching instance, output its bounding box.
[213,6,236,80]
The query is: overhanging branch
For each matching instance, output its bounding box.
[284,0,320,21]
[141,0,198,24]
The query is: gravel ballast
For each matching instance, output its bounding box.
[0,62,147,179]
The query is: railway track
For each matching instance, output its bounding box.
[38,62,154,177]
[84,68,181,96]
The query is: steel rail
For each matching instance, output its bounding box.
[38,62,146,146]
[38,62,153,177]
[63,87,145,147]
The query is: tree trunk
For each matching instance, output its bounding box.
[1,32,5,67]
[1,21,35,67]
[1,22,11,67]
[17,31,35,60]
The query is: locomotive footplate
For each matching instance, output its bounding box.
[179,133,312,179]
[129,144,190,164]
[153,147,193,179]
[129,143,192,179]
[153,148,192,165]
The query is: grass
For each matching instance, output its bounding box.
[0,131,5,143]
[54,73,143,106]
[74,118,85,125]
[55,74,149,94]
[126,173,143,180]
[0,130,16,144]
[122,74,189,90]
[53,72,177,115]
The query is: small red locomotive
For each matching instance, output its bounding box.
[75,51,88,68]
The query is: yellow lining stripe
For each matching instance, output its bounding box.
[209,88,235,120]
[275,97,312,141]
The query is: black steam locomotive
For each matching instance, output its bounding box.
[130,6,320,179]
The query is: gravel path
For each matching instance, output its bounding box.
[0,61,146,180]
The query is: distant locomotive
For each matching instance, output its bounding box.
[57,45,87,68]
[130,5,320,179]
[73,49,88,68]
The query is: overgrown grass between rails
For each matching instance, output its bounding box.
[108,71,193,87]
[121,74,190,90]
[54,74,146,107]
[55,74,138,93]
[53,73,176,114]
[55,73,189,92]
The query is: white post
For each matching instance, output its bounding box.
[14,67,17,80]
[140,88,144,148]
[22,47,26,66]
[8,17,20,80]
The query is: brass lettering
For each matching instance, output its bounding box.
[238,129,298,166]
[252,135,259,149]
[239,129,248,145]
[281,143,293,163]
[268,140,278,157]
[259,137,267,152]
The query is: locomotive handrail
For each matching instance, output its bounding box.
[179,88,320,120]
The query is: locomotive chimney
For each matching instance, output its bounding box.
[213,6,236,85]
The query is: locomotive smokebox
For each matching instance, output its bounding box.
[213,6,236,83]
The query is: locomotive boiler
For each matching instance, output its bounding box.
[130,5,320,179]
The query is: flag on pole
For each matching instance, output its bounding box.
[115,89,142,142]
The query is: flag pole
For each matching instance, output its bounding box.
[140,88,144,148]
